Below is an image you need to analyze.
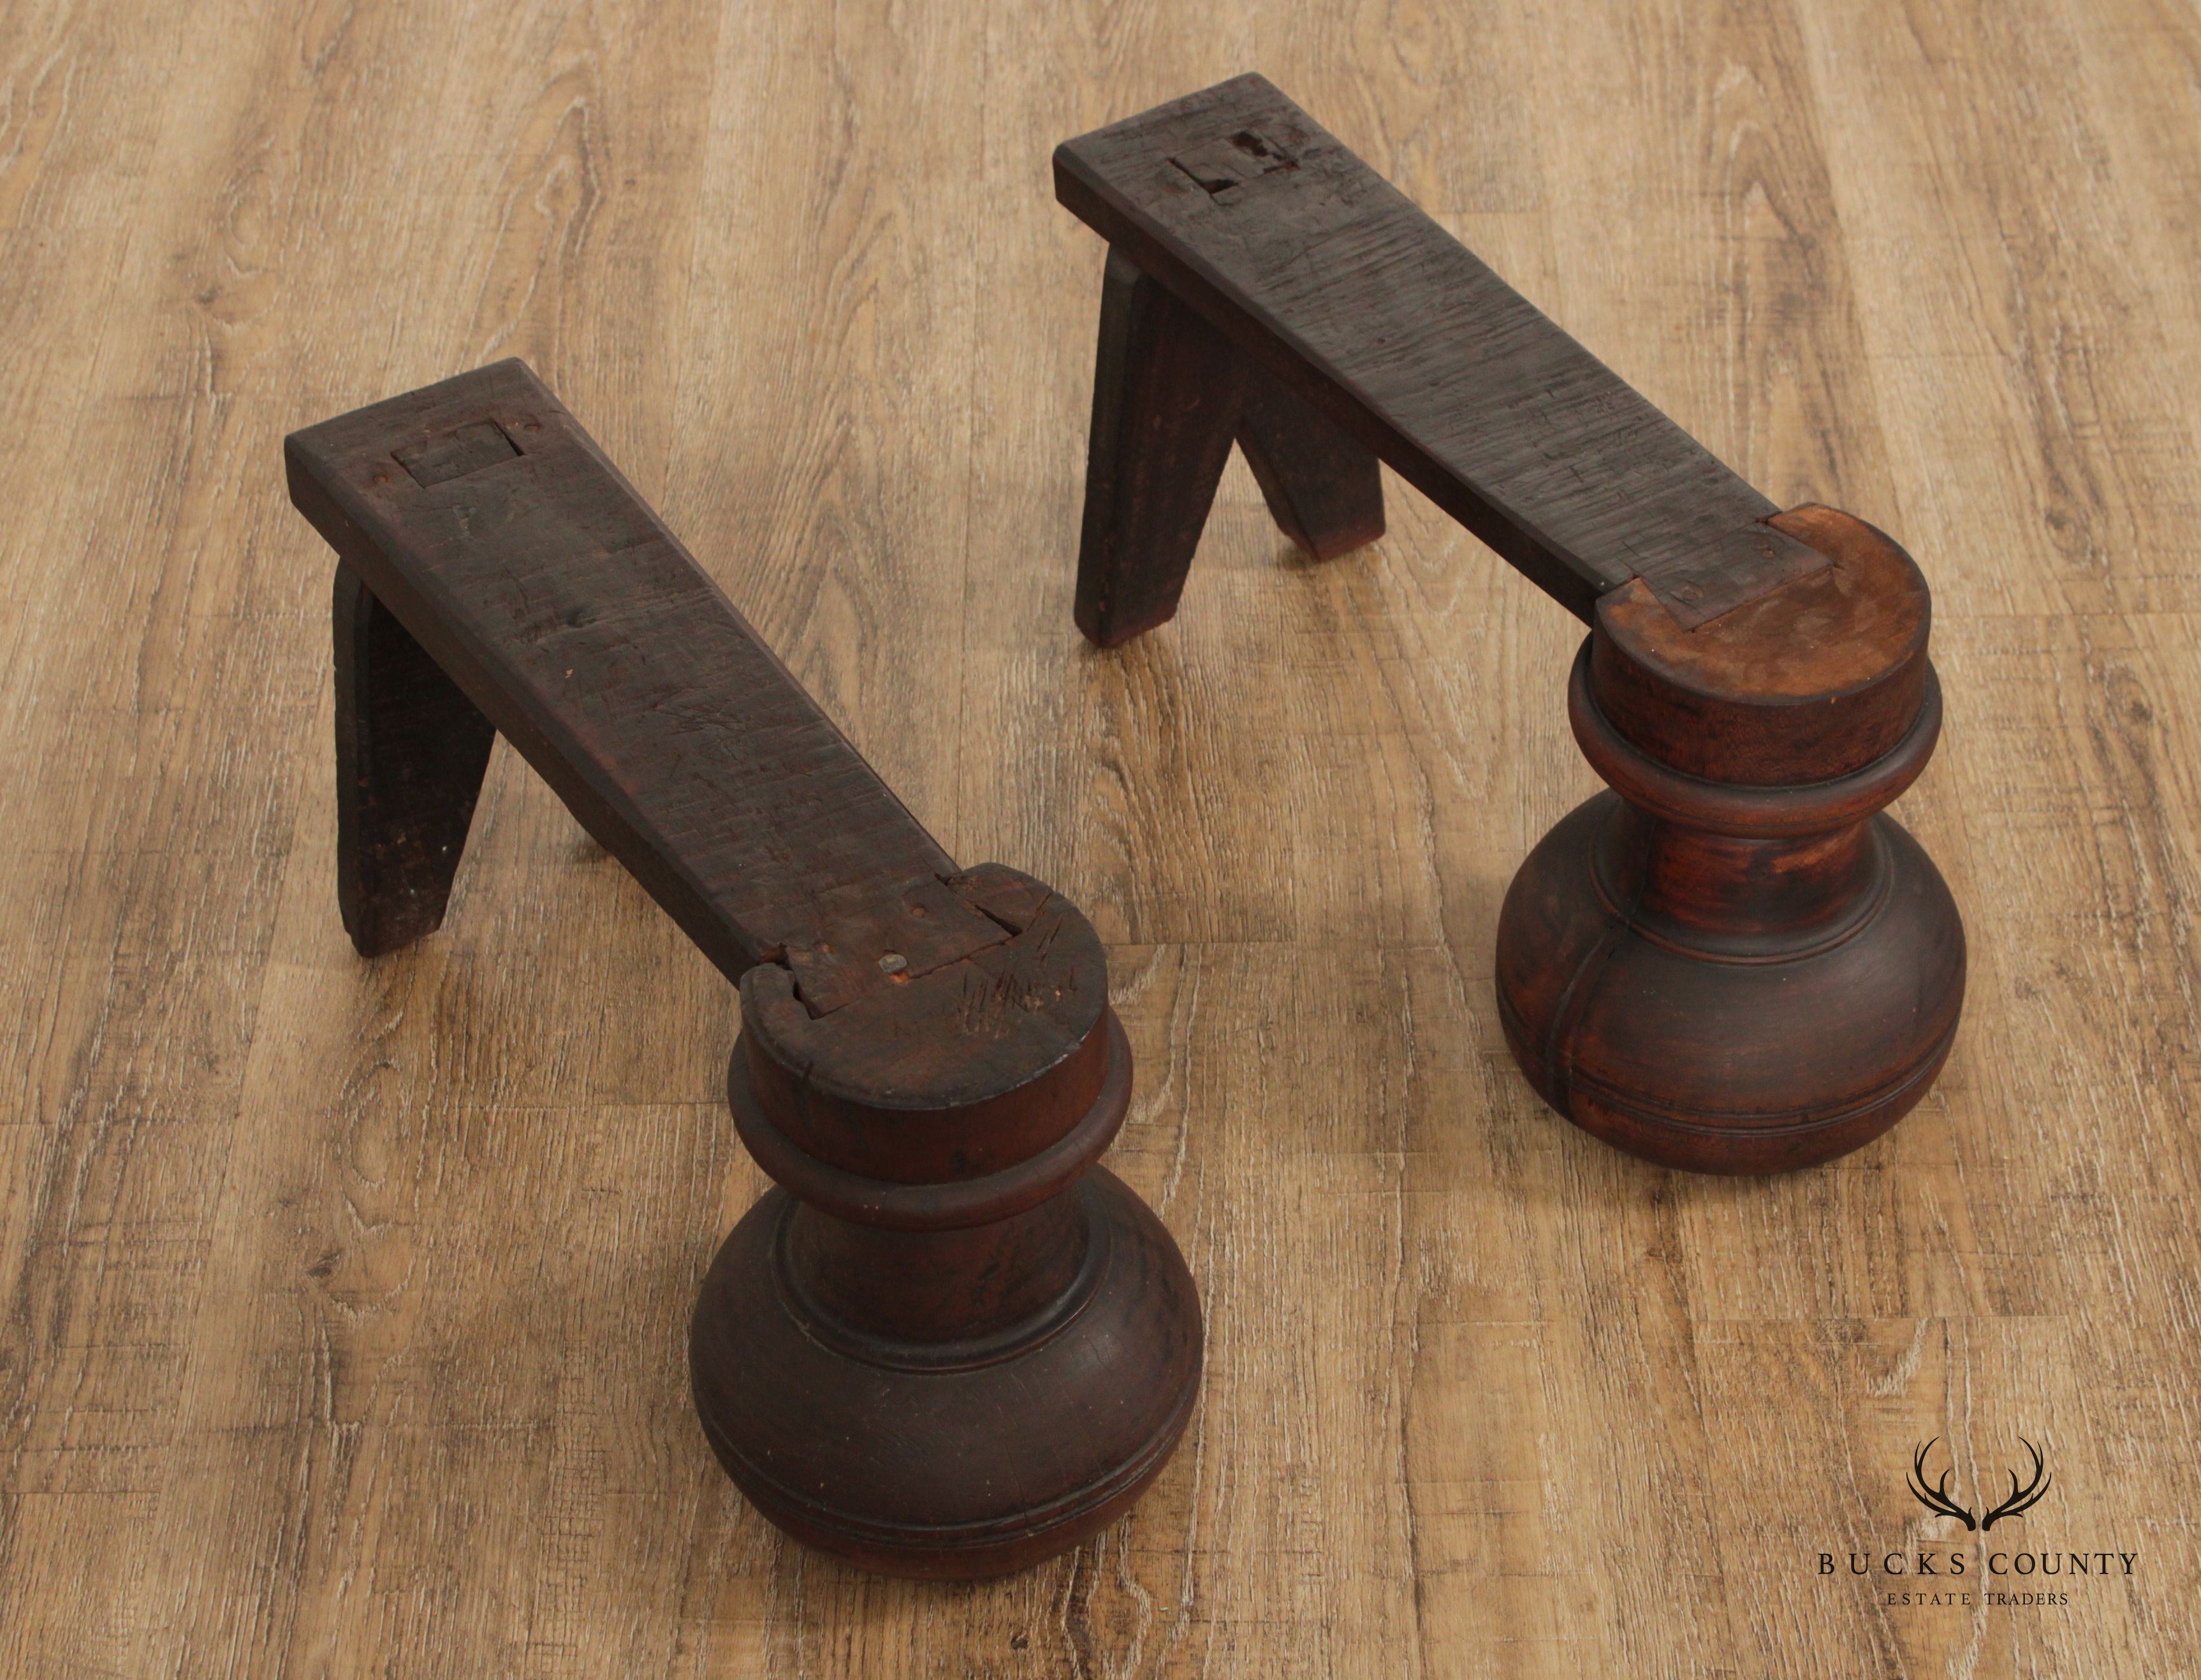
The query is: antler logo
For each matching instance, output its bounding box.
[1907,1436,2053,1530]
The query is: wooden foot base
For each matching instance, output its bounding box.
[1495,540,1968,1172]
[690,1167,1201,1577]
[1496,797,1963,1171]
[694,1004,1202,1577]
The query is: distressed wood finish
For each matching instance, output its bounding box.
[1057,73,1829,629]
[288,360,968,990]
[1058,78,1964,1172]
[8,4,2201,1674]
[286,362,1202,1578]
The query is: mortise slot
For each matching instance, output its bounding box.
[1168,129,1297,197]
[394,419,522,488]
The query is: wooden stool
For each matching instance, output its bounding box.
[286,362,1201,1577]
[1057,75,1966,1173]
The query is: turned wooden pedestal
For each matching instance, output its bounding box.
[1496,506,1964,1172]
[288,362,1200,1577]
[1056,76,1966,1172]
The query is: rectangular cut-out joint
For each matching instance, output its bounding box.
[394,419,520,487]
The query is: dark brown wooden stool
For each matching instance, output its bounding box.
[285,361,1201,1577]
[1057,75,1966,1174]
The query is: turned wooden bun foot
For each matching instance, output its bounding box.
[1496,506,1967,1172]
[690,1168,1200,1577]
[691,889,1203,1579]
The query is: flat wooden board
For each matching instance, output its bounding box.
[1056,74,1831,626]
[289,360,998,1000]
[3,2,2198,1675]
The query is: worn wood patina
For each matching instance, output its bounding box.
[1057,77,1965,1172]
[286,361,1202,1577]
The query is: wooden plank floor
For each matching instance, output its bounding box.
[3,1,2197,1674]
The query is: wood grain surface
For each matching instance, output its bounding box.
[1,1,2195,1674]
[1053,73,1833,626]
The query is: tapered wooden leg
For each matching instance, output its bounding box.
[1074,249,1245,646]
[1075,251,1386,646]
[333,562,496,956]
[1236,367,1384,560]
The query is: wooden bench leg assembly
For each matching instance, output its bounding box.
[282,75,1969,1582]
[1057,76,1966,1173]
[287,363,1200,1578]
